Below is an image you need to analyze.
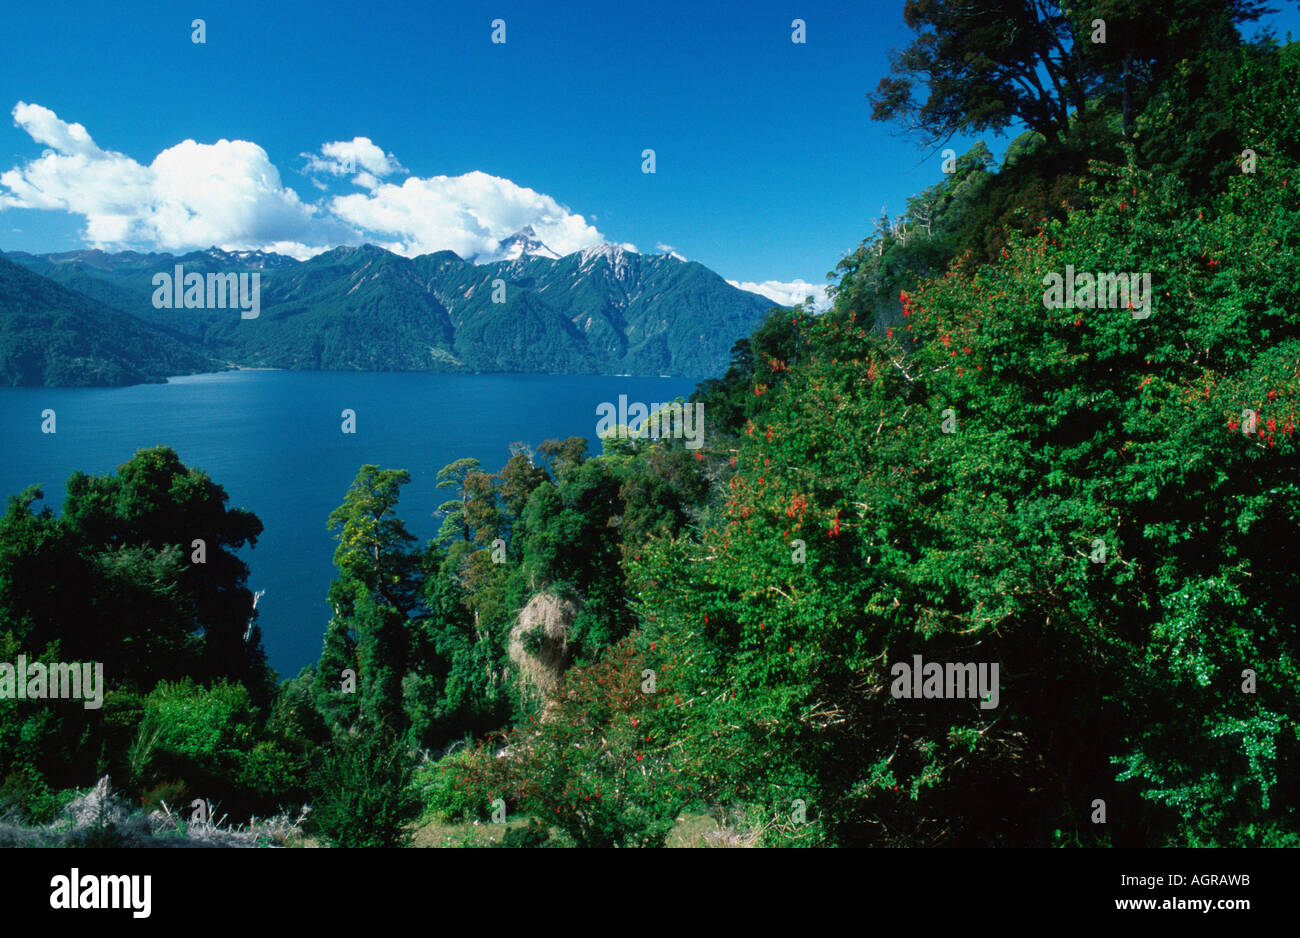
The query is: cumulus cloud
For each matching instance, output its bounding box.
[12,102,100,157]
[301,137,406,183]
[0,101,350,255]
[328,170,607,260]
[729,278,831,311]
[0,103,614,262]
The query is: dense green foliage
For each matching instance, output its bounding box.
[0,255,216,386]
[4,243,777,383]
[0,447,300,823]
[309,727,418,848]
[869,0,1272,147]
[3,2,1296,848]
[442,23,1300,847]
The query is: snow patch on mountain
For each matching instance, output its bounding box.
[497,225,562,261]
[201,246,299,269]
[578,242,640,280]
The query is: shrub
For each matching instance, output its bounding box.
[415,747,494,822]
[309,728,420,848]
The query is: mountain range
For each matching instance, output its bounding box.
[0,237,781,386]
[0,254,215,387]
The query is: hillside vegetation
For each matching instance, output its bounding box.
[0,255,217,386]
[4,242,777,383]
[1,2,1297,847]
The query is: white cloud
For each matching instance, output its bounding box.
[260,241,335,260]
[0,101,350,253]
[728,278,831,311]
[12,102,99,157]
[300,137,405,181]
[328,170,607,260]
[1,103,615,262]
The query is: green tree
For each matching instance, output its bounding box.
[434,457,482,548]
[868,0,1099,147]
[60,446,266,687]
[318,466,423,735]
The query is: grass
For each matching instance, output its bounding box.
[407,809,746,847]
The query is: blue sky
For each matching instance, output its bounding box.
[1,0,1296,305]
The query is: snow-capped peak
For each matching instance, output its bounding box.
[578,241,640,265]
[202,245,296,269]
[497,226,561,260]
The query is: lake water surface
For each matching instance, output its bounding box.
[0,370,700,676]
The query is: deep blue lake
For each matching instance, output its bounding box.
[0,371,700,677]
